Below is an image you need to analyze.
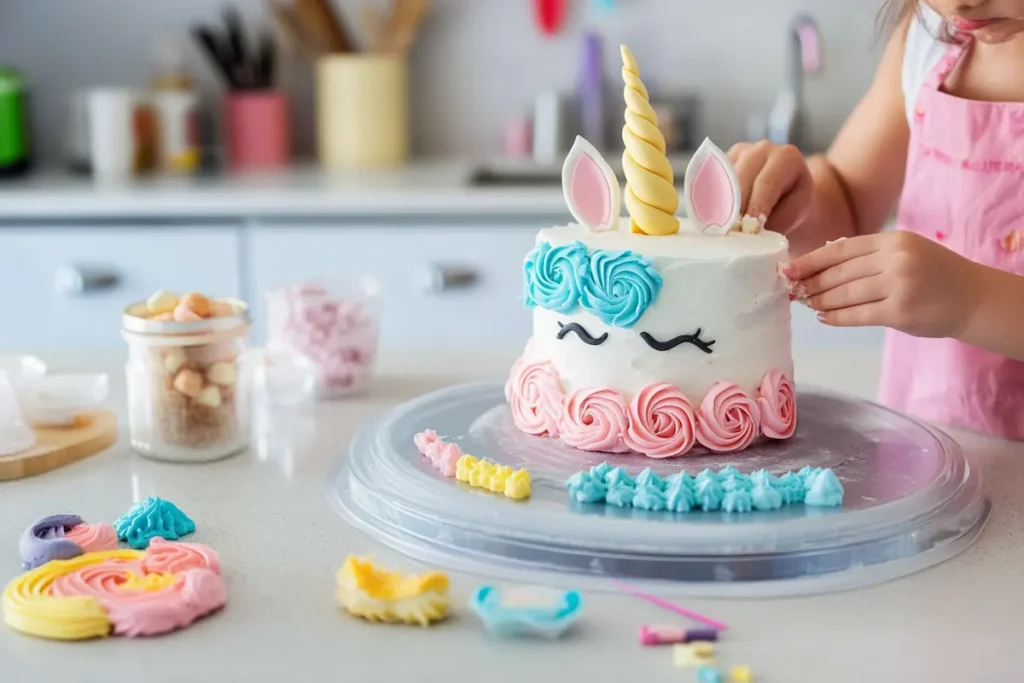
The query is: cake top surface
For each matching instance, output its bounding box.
[539,220,788,259]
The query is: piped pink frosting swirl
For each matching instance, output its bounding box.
[437,443,462,477]
[50,555,226,637]
[413,430,440,455]
[756,370,797,439]
[505,356,564,437]
[560,388,630,453]
[64,523,118,553]
[622,383,697,458]
[142,537,221,575]
[695,382,761,453]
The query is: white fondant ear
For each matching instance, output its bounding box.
[562,135,621,232]
[682,138,742,236]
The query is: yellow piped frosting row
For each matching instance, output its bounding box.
[621,45,679,236]
[454,455,532,500]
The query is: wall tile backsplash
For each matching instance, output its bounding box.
[0,0,884,164]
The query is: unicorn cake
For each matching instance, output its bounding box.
[505,46,796,458]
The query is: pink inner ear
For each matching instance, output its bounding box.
[691,155,735,228]
[571,155,611,228]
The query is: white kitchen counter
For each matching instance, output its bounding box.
[1,349,1020,683]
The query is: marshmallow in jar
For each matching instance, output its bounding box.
[122,290,251,462]
[266,282,379,399]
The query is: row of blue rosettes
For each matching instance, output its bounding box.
[523,241,663,328]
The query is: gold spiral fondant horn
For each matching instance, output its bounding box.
[620,45,679,236]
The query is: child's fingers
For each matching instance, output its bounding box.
[800,254,882,297]
[747,145,805,218]
[764,170,814,235]
[808,275,887,312]
[817,301,887,327]
[730,141,772,216]
[786,235,880,280]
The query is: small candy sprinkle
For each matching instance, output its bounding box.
[730,665,753,683]
[697,666,722,683]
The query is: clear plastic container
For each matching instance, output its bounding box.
[122,299,251,462]
[0,370,36,456]
[0,354,47,400]
[20,373,109,427]
[265,278,379,399]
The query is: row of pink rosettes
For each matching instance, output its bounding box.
[505,358,796,457]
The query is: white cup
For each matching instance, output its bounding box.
[87,88,144,180]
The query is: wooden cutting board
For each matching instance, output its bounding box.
[0,410,118,481]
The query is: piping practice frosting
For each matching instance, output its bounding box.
[414,431,532,498]
[567,463,844,512]
[19,514,119,570]
[336,556,449,627]
[469,586,582,639]
[2,541,225,640]
[114,497,196,550]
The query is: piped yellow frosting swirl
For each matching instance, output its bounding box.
[2,550,143,640]
[621,45,679,236]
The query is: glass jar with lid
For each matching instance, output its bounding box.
[122,295,250,462]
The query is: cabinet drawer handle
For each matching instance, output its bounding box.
[418,265,479,294]
[54,265,121,296]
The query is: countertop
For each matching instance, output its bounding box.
[1,349,1021,683]
[0,156,693,221]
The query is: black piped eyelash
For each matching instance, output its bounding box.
[556,322,608,346]
[640,329,716,354]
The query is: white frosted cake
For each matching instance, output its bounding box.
[505,45,796,458]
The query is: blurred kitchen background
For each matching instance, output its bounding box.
[0,0,888,352]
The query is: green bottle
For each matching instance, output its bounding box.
[0,67,30,174]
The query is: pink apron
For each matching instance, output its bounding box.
[879,37,1024,439]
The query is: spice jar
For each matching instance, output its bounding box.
[122,293,250,462]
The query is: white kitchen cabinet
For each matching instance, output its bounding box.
[248,223,538,349]
[0,226,241,350]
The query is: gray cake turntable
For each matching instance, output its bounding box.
[328,383,989,597]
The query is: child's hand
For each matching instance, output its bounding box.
[728,141,814,235]
[784,232,984,338]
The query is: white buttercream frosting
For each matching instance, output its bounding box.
[522,220,793,401]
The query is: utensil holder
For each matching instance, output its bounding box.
[316,55,408,169]
[224,91,292,170]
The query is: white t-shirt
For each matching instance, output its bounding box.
[902,6,948,121]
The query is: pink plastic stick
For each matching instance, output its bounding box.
[610,580,729,631]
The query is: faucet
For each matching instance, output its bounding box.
[751,14,821,150]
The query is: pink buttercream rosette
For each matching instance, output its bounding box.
[695,382,761,453]
[560,388,631,453]
[505,356,564,437]
[756,370,797,439]
[622,383,697,458]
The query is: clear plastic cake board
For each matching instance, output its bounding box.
[327,383,990,598]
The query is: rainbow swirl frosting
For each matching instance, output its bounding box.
[19,514,119,570]
[621,45,678,236]
[2,541,225,640]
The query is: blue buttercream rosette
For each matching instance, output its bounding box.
[580,249,663,328]
[523,241,589,314]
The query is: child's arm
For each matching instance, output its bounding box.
[730,12,912,256]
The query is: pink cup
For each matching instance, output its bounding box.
[223,91,292,169]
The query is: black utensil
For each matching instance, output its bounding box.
[191,25,238,89]
[222,6,252,89]
[255,29,276,89]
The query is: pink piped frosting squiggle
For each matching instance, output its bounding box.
[142,537,221,575]
[413,432,462,478]
[695,382,761,453]
[413,430,440,455]
[756,370,797,439]
[64,523,118,553]
[560,388,630,453]
[505,356,564,437]
[622,383,697,458]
